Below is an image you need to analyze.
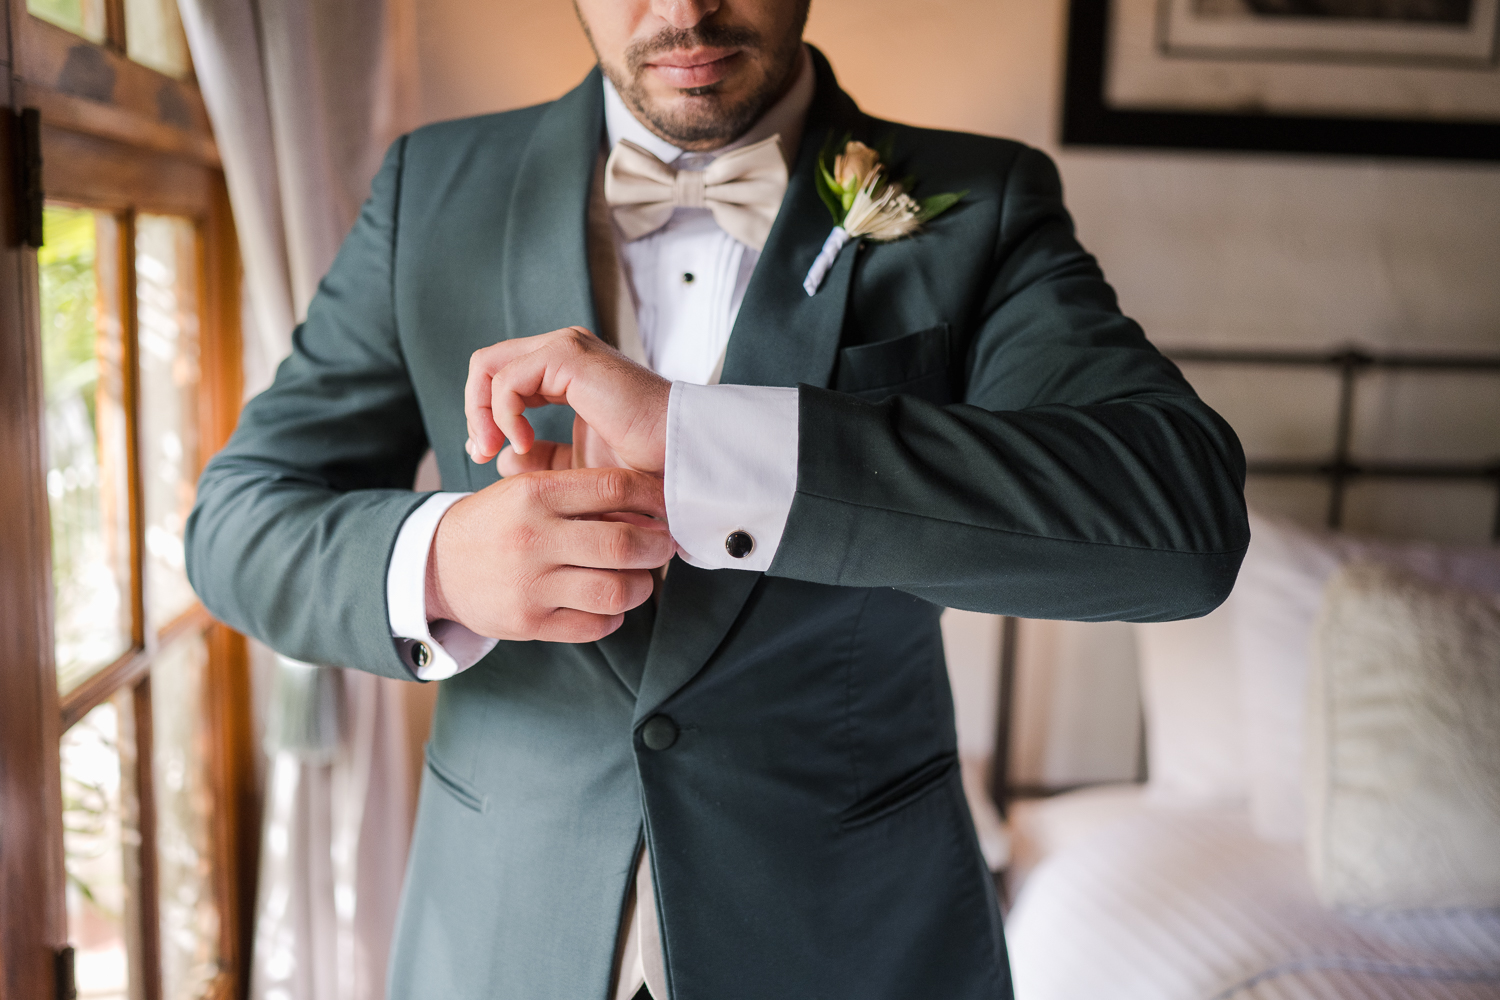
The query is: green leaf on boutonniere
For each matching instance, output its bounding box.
[918,190,967,223]
[814,130,851,225]
[815,162,844,225]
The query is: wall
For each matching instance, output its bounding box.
[415,0,1500,789]
[416,0,1500,356]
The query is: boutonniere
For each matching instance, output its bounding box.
[802,137,966,296]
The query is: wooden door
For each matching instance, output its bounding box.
[2,1,255,997]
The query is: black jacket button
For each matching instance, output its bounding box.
[641,714,679,751]
[725,530,754,559]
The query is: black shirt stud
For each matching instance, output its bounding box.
[725,530,754,559]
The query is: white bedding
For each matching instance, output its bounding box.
[1005,789,1500,1000]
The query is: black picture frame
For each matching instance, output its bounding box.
[1061,0,1500,160]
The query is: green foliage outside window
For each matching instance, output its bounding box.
[27,0,105,42]
[42,206,132,689]
[41,207,100,428]
[41,207,103,638]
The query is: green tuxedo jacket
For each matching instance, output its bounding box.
[187,50,1248,1000]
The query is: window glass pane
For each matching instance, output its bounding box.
[124,0,190,78]
[62,695,146,1000]
[152,632,220,999]
[137,214,202,633]
[43,206,134,694]
[28,0,105,42]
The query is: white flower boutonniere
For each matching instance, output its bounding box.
[802,137,966,296]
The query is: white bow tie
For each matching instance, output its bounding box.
[603,134,789,252]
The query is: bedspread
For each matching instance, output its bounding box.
[1005,793,1500,999]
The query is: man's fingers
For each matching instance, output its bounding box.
[488,354,581,456]
[465,328,595,462]
[463,343,524,462]
[520,467,668,521]
[597,511,665,529]
[538,567,656,618]
[571,414,624,471]
[528,608,626,644]
[496,441,572,476]
[462,326,667,475]
[550,516,675,571]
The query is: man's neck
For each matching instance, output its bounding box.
[603,45,816,168]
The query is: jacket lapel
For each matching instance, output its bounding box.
[597,601,654,697]
[719,47,863,391]
[633,561,760,724]
[500,69,604,375]
[633,49,865,723]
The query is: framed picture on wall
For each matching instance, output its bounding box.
[1061,0,1500,159]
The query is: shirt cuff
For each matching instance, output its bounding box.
[387,492,499,680]
[665,382,799,572]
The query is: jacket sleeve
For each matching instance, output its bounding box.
[185,137,430,679]
[769,147,1249,622]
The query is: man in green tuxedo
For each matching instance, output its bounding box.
[186,0,1249,997]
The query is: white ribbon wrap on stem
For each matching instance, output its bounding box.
[803,226,850,296]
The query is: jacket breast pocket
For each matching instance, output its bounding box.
[833,324,952,403]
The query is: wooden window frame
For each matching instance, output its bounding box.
[14,0,215,163]
[2,1,255,998]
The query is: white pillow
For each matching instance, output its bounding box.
[1307,563,1500,910]
[1134,601,1247,805]
[1234,512,1500,842]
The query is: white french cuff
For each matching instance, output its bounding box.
[665,382,800,572]
[387,491,498,680]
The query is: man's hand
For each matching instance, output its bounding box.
[465,327,670,475]
[490,413,623,477]
[427,467,674,643]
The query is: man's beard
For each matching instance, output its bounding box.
[595,16,807,148]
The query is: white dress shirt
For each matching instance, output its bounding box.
[385,48,815,1000]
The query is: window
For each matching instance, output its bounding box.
[41,205,226,1000]
[27,0,190,77]
[27,0,107,44]
[2,3,252,999]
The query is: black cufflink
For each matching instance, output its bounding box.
[725,530,754,559]
[411,641,432,670]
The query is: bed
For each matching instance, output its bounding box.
[1008,787,1500,999]
[1000,347,1500,1000]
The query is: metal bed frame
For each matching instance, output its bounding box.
[988,345,1500,813]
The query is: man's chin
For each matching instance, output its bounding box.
[636,93,760,146]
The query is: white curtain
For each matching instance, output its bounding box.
[174,2,430,998]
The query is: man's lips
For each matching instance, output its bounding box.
[645,48,742,89]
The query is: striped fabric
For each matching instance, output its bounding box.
[1006,791,1500,1000]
